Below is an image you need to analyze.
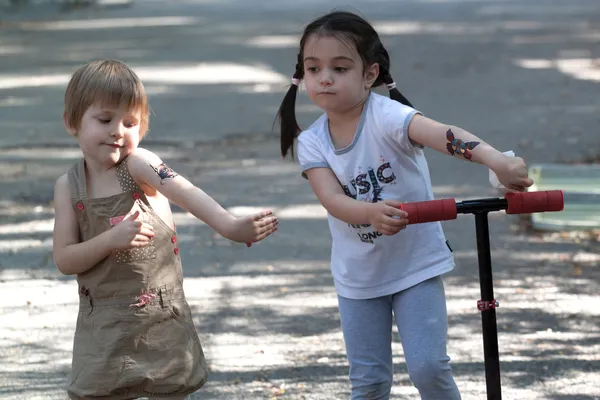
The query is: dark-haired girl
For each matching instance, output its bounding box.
[277,11,533,400]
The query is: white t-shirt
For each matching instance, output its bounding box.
[297,92,455,299]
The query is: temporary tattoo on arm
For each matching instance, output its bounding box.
[446,129,480,161]
[148,162,178,184]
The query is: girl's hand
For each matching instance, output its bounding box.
[110,211,155,250]
[231,210,278,244]
[492,155,534,192]
[367,200,409,235]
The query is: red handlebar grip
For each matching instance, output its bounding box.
[505,190,564,215]
[399,199,458,224]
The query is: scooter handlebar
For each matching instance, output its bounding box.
[398,190,564,224]
[399,198,458,224]
[504,190,564,214]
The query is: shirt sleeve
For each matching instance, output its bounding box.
[379,98,423,151]
[297,131,330,179]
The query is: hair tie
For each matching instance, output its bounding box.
[386,82,397,90]
[291,77,301,86]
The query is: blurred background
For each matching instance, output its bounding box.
[1,0,599,399]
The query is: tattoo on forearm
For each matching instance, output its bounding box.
[148,162,178,184]
[446,129,479,161]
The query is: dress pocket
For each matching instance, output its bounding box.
[146,301,199,350]
[135,302,208,391]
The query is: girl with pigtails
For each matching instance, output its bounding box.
[277,10,533,400]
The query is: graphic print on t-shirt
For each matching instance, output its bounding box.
[341,158,397,244]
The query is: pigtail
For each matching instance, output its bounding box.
[377,46,414,108]
[382,73,413,108]
[278,55,304,159]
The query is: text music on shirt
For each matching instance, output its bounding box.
[342,161,396,244]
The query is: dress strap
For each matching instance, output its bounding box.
[116,157,143,193]
[67,159,87,205]
[116,156,154,209]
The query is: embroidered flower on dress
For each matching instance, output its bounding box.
[130,290,157,308]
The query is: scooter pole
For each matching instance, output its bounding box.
[399,190,564,400]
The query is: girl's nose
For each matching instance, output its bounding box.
[111,124,126,138]
[320,73,333,87]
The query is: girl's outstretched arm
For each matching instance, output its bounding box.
[407,115,533,191]
[305,168,408,236]
[127,148,278,244]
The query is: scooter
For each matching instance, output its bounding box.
[399,190,565,400]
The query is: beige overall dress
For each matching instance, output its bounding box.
[66,158,208,400]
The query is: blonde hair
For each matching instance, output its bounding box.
[64,59,149,137]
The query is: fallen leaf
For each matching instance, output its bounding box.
[572,264,584,276]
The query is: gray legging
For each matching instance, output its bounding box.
[337,276,461,400]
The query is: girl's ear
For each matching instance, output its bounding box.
[364,63,380,89]
[63,112,77,136]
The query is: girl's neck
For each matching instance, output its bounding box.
[326,94,368,149]
[326,95,366,127]
[83,157,122,199]
[84,157,115,176]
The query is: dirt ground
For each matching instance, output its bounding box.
[1,0,600,399]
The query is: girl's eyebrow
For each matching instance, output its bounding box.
[120,113,140,122]
[304,56,355,63]
[96,108,116,114]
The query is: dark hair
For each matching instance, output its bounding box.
[277,11,413,159]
